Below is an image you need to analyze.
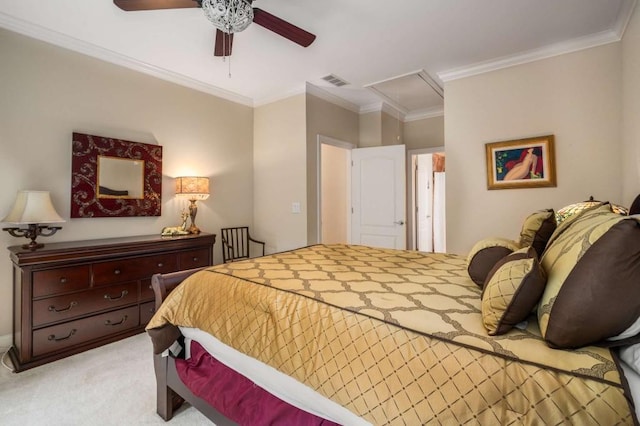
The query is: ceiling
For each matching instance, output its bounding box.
[0,0,636,121]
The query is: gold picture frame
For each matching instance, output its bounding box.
[485,135,556,190]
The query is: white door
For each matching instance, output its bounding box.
[416,154,434,252]
[351,145,406,249]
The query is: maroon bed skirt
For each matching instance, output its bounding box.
[175,340,340,425]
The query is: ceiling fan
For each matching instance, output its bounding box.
[113,0,316,57]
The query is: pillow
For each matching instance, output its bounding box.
[518,209,556,258]
[538,204,640,348]
[630,194,640,215]
[555,199,628,225]
[481,247,547,335]
[467,237,520,287]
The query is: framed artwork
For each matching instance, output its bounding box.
[71,132,162,217]
[485,135,556,190]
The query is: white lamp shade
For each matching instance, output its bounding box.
[2,191,65,224]
[175,177,210,201]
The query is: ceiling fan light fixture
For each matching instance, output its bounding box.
[202,0,254,34]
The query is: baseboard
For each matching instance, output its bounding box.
[0,333,11,349]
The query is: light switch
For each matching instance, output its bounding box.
[292,202,301,214]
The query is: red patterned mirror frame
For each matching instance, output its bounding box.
[71,132,162,217]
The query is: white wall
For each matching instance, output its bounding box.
[0,29,254,338]
[445,43,623,255]
[622,3,640,206]
[253,95,308,253]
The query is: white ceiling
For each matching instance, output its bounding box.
[0,0,636,120]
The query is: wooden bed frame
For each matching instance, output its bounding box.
[150,268,236,425]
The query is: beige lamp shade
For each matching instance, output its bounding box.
[175,177,210,201]
[2,191,65,224]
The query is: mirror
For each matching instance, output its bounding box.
[97,156,144,199]
[71,132,162,217]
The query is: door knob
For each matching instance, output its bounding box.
[394,220,405,225]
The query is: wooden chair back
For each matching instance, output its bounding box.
[221,227,265,263]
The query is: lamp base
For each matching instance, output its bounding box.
[23,241,45,250]
[3,225,62,250]
[187,199,202,234]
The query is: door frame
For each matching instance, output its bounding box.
[407,146,445,251]
[316,135,356,244]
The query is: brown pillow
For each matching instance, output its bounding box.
[481,247,547,335]
[538,205,640,349]
[467,237,520,287]
[518,209,556,258]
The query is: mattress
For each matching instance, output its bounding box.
[148,244,635,424]
[180,326,370,425]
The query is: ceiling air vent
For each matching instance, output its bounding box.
[321,74,349,87]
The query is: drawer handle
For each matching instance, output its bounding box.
[48,329,77,342]
[48,301,78,313]
[104,315,128,326]
[157,262,164,267]
[113,269,121,275]
[59,277,68,284]
[104,290,129,301]
[192,257,199,262]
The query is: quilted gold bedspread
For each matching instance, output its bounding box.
[147,244,634,425]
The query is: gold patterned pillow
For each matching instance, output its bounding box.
[481,247,546,335]
[518,209,556,258]
[467,237,520,287]
[538,204,640,348]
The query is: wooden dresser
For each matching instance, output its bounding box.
[7,233,216,372]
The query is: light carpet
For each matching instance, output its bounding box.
[0,333,211,425]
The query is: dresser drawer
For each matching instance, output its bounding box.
[32,282,138,327]
[93,254,178,286]
[140,278,155,301]
[179,248,211,269]
[140,301,156,325]
[32,305,139,357]
[33,266,90,298]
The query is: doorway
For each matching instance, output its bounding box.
[317,136,407,249]
[318,135,354,244]
[409,148,446,252]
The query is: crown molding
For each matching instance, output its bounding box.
[438,28,624,82]
[253,85,307,108]
[304,83,361,113]
[380,102,406,121]
[0,12,254,107]
[405,107,444,122]
[615,0,638,38]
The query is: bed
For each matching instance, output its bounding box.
[147,201,640,425]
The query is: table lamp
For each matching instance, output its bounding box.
[175,177,210,234]
[2,190,65,249]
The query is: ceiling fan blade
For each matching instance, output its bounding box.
[252,8,316,48]
[113,0,199,11]
[214,29,234,56]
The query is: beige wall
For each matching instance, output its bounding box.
[622,4,640,206]
[306,94,359,244]
[358,111,382,147]
[0,29,254,339]
[253,94,308,253]
[445,43,623,255]
[404,116,445,150]
[381,111,404,146]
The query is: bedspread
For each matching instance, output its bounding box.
[147,244,634,425]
